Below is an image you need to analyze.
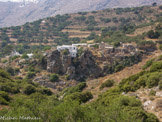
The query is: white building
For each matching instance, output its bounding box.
[27,53,34,58]
[11,50,21,57]
[88,43,100,47]
[57,45,77,57]
[57,43,102,57]
[72,43,87,47]
[41,20,46,23]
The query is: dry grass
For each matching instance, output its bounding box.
[84,50,162,101]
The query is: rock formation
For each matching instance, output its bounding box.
[46,44,142,81]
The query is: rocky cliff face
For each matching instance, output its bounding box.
[46,46,142,81]
[47,49,102,81]
[0,0,162,27]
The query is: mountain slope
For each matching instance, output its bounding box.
[0,0,162,27]
[0,5,161,48]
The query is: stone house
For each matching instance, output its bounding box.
[57,45,77,57]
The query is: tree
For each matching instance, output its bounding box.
[0,91,11,105]
[159,44,162,50]
[1,32,10,42]
[1,40,7,48]
[159,5,162,10]
[50,74,59,82]
[3,45,13,55]
[87,32,97,40]
[64,91,93,103]
[26,72,36,79]
[22,54,29,59]
[113,42,121,47]
[147,30,160,39]
[100,80,114,90]
[152,2,157,7]
[6,67,15,76]
[24,85,36,95]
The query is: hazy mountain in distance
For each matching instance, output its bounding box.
[0,0,162,28]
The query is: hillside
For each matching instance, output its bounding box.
[0,0,162,27]
[0,44,161,121]
[0,6,162,52]
[0,62,161,121]
[0,5,162,121]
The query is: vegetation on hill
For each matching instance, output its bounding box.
[0,69,159,121]
[119,55,162,92]
[0,6,162,58]
[0,5,162,121]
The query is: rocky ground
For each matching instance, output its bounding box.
[84,49,162,120]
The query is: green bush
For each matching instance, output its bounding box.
[113,41,121,47]
[26,72,36,79]
[137,40,156,52]
[21,54,29,59]
[2,60,7,63]
[149,90,156,96]
[119,96,129,106]
[145,113,159,122]
[11,55,19,61]
[119,96,141,107]
[147,30,160,39]
[150,61,162,72]
[142,59,154,70]
[0,97,9,105]
[100,80,114,90]
[0,83,20,94]
[134,75,147,89]
[159,80,162,90]
[146,72,161,88]
[122,84,134,92]
[129,98,142,107]
[115,64,124,72]
[50,74,59,82]
[24,85,36,95]
[41,88,53,96]
[157,55,162,61]
[0,91,11,105]
[159,44,162,50]
[119,71,147,92]
[64,91,93,103]
[100,17,111,23]
[0,69,10,79]
[61,82,86,96]
[62,49,69,55]
[6,67,15,76]
[75,16,86,21]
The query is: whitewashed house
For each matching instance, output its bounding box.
[11,50,21,57]
[27,53,34,58]
[72,43,87,47]
[41,20,46,23]
[57,45,77,57]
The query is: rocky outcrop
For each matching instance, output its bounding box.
[46,46,142,81]
[47,49,102,81]
[73,50,102,80]
[47,50,72,74]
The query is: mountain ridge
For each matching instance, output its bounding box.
[0,0,162,28]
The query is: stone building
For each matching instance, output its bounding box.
[57,45,77,57]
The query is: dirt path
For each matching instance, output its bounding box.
[85,50,162,101]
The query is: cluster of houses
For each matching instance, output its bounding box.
[57,42,136,57]
[10,42,136,58]
[57,43,100,57]
[11,50,33,58]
